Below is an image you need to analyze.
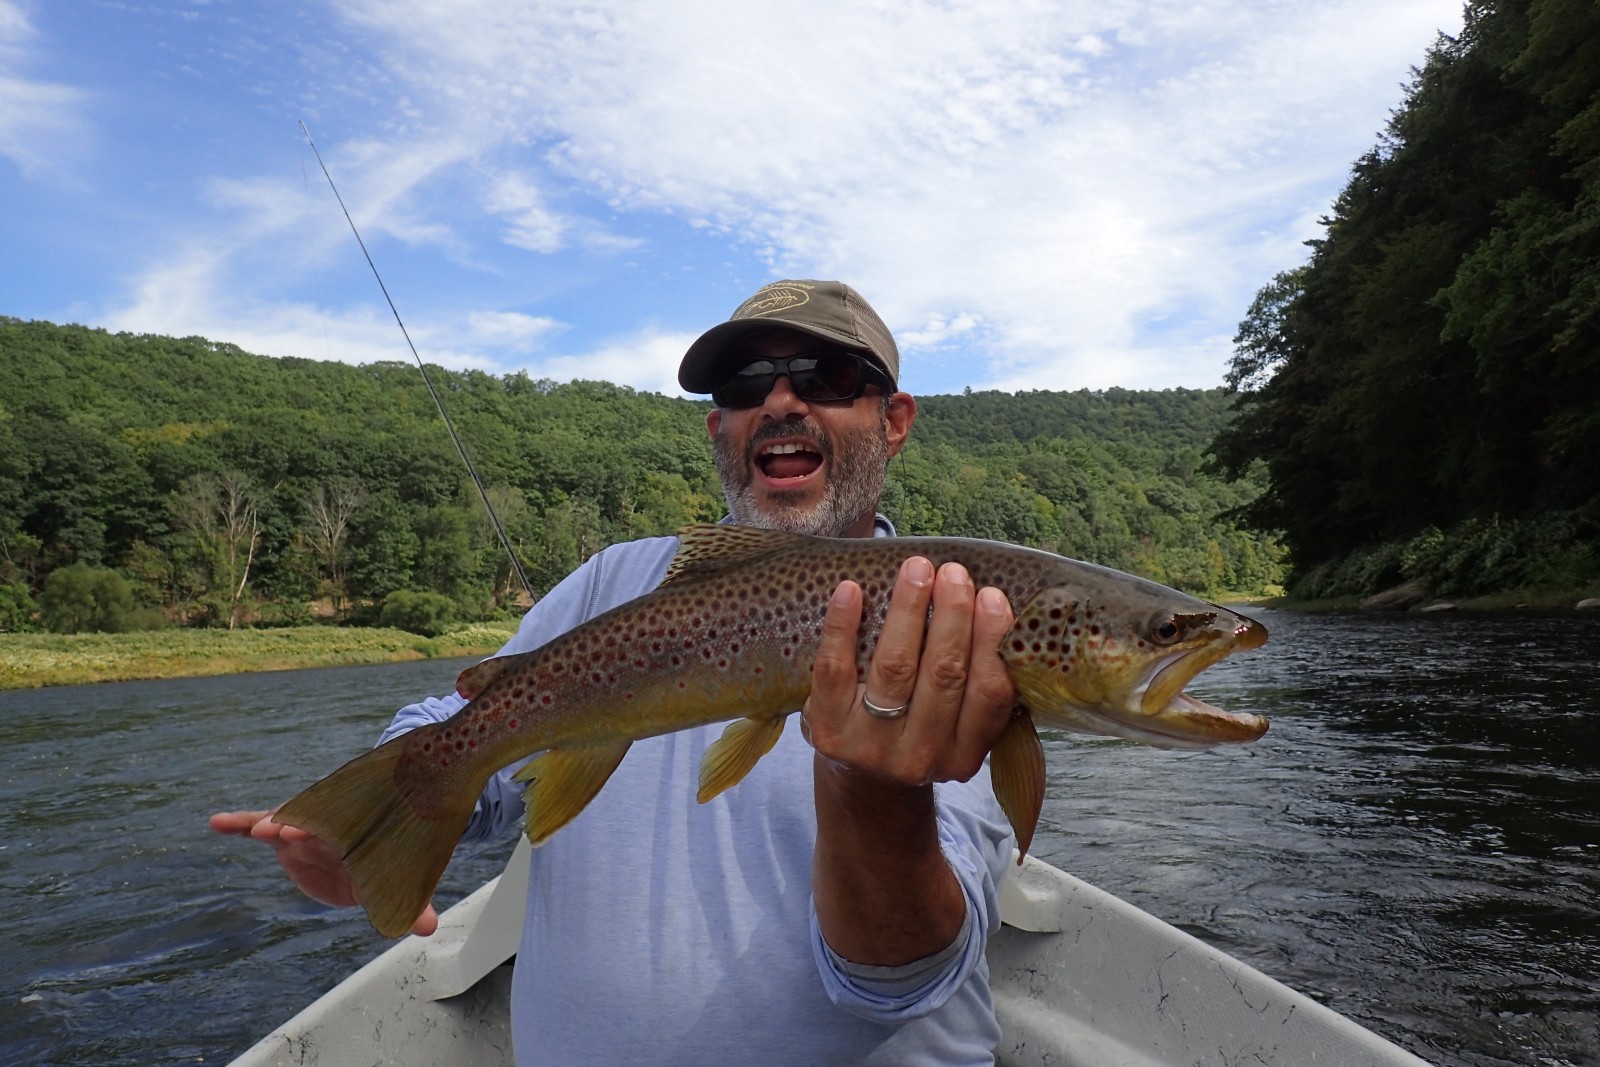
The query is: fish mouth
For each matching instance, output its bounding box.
[1127,613,1269,746]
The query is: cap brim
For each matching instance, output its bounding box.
[678,319,870,393]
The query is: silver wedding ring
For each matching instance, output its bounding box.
[862,696,909,719]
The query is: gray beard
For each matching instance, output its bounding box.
[714,414,890,537]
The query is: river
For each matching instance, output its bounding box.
[1,609,1596,1066]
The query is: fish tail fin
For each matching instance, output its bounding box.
[273,737,473,938]
[990,707,1045,863]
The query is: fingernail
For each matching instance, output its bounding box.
[943,562,970,587]
[978,586,1007,614]
[832,582,856,607]
[905,557,933,587]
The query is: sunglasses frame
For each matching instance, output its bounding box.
[710,347,895,409]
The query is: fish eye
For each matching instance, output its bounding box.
[1148,614,1183,645]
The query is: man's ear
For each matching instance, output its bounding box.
[706,408,720,439]
[884,393,916,458]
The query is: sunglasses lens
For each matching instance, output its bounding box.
[712,360,778,407]
[710,349,880,407]
[790,352,862,402]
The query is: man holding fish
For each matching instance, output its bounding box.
[213,280,1268,1065]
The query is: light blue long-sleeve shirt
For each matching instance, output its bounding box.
[382,523,1015,1065]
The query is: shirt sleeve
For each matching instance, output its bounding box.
[374,547,615,841]
[809,767,1015,1021]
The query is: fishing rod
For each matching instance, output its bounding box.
[298,120,535,600]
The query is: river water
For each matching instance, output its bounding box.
[1,609,1596,1066]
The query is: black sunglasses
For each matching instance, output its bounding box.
[711,348,895,408]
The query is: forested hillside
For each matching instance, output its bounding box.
[1212,0,1600,601]
[0,318,1281,632]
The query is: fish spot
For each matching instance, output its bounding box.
[508,719,519,729]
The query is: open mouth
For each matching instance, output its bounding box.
[755,439,824,483]
[1129,615,1270,743]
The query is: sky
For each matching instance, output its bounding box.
[1,0,1465,399]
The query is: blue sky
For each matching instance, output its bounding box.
[2,0,1463,398]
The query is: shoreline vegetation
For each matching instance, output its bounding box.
[1247,587,1600,614]
[9,583,1600,692]
[0,622,518,691]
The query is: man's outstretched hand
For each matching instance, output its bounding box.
[209,809,439,937]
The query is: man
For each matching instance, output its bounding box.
[212,280,1019,1065]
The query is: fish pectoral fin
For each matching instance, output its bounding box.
[697,715,787,803]
[990,707,1045,863]
[454,651,532,701]
[512,741,632,845]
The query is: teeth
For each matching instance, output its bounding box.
[761,442,818,456]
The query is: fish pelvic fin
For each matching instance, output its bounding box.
[698,715,787,803]
[989,707,1046,863]
[662,523,816,586]
[273,738,473,938]
[512,742,632,845]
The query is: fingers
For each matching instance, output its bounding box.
[950,585,1018,775]
[804,556,1016,787]
[208,810,268,836]
[861,556,935,719]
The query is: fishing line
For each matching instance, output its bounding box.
[297,119,534,599]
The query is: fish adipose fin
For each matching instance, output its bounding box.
[988,708,1045,862]
[662,523,816,586]
[454,651,535,700]
[698,715,787,803]
[273,739,474,938]
[513,742,632,845]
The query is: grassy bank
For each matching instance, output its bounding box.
[0,622,519,690]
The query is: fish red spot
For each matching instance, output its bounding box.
[508,719,519,729]
[541,694,552,705]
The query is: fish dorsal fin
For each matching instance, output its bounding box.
[454,651,533,701]
[661,523,816,587]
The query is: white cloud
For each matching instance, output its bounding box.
[485,171,567,253]
[320,0,1461,391]
[0,1,89,179]
[522,327,702,398]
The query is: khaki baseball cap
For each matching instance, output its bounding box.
[678,279,900,394]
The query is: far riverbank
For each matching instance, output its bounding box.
[1249,584,1600,614]
[0,622,519,690]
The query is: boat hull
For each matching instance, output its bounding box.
[230,843,1432,1067]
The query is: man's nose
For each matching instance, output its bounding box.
[758,373,808,418]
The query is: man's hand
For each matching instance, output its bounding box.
[209,809,439,937]
[803,556,1016,785]
[802,557,1015,967]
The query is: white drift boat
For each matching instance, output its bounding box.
[230,841,1432,1067]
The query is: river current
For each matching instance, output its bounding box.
[2,608,1596,1065]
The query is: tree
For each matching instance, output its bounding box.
[303,477,368,613]
[38,563,134,633]
[174,470,263,628]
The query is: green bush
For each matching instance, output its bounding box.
[378,589,458,637]
[0,582,38,632]
[39,563,136,633]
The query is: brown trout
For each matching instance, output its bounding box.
[274,524,1269,937]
